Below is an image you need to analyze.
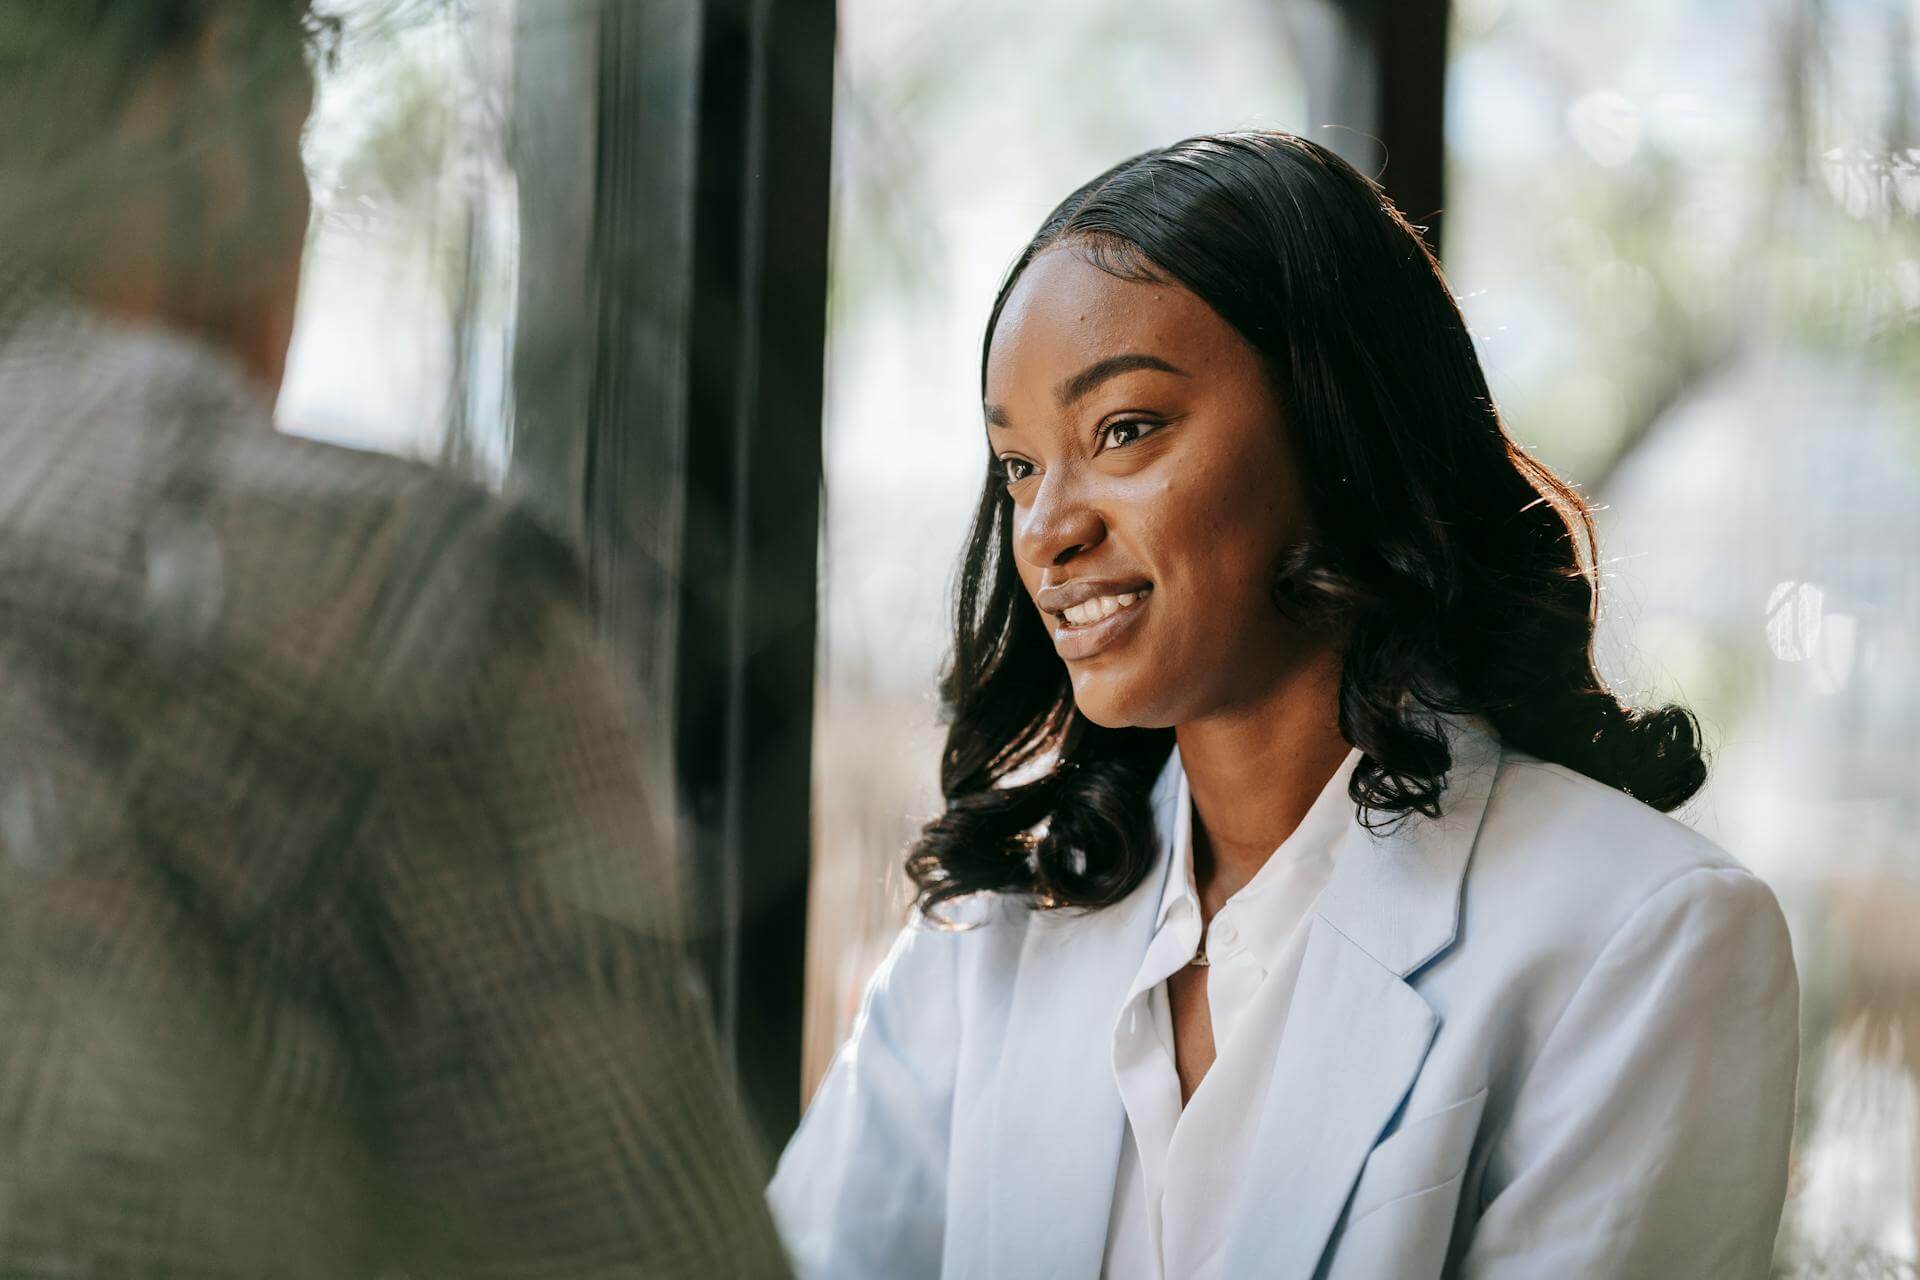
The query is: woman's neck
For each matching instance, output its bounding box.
[1174,645,1350,916]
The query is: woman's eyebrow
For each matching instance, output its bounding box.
[1055,353,1187,407]
[983,353,1188,429]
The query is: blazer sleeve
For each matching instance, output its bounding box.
[1460,866,1800,1279]
[768,909,965,1279]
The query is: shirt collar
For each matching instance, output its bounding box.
[1154,744,1365,972]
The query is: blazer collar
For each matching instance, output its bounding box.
[1316,711,1503,977]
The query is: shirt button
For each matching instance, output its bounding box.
[1213,918,1238,948]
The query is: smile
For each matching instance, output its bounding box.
[1048,585,1152,661]
[1059,589,1149,629]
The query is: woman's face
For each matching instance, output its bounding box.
[983,243,1320,729]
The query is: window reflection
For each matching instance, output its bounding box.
[279,0,518,485]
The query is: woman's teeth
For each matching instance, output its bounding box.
[1061,590,1148,628]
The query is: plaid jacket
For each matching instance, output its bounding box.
[0,304,788,1278]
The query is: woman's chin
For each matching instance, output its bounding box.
[1068,670,1176,731]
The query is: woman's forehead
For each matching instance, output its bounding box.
[985,247,1243,403]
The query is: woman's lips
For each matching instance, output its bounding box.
[1050,586,1152,661]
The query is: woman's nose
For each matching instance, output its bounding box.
[1013,470,1106,569]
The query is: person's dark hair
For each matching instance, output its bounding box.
[907,130,1705,918]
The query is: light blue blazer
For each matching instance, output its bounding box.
[769,716,1800,1278]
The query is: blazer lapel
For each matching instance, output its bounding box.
[1221,714,1503,1277]
[984,749,1182,1280]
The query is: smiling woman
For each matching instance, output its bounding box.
[917,132,1710,919]
[770,132,1799,1280]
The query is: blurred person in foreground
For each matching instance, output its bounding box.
[0,2,787,1275]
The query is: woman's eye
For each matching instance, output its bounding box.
[1100,418,1160,451]
[999,456,1034,485]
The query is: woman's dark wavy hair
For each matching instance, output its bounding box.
[906,130,1706,918]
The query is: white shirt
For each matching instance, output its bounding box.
[1101,745,1364,1280]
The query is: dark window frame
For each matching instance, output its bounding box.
[510,0,834,1152]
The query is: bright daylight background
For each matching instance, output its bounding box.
[277,1,1920,1272]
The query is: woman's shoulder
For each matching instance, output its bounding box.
[1457,745,1785,971]
[1486,746,1741,867]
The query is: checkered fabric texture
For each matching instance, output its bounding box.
[0,302,790,1278]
